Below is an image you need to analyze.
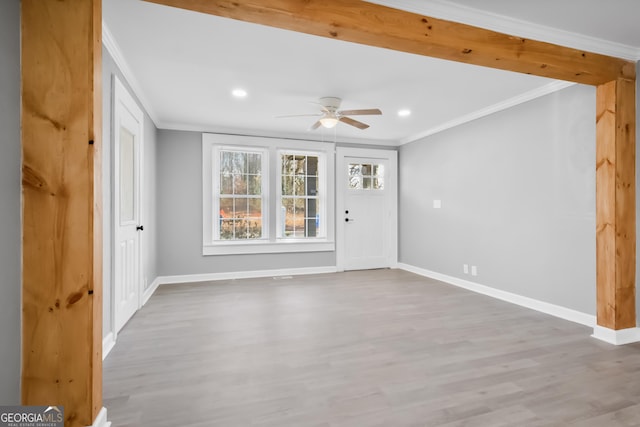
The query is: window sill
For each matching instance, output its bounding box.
[202,240,335,255]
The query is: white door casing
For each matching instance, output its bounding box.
[113,76,144,333]
[336,147,398,271]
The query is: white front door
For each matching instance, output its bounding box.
[113,76,144,333]
[337,147,398,271]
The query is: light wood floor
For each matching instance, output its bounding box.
[104,269,640,426]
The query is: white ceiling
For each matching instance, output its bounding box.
[103,0,640,146]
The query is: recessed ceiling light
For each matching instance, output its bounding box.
[398,109,411,117]
[232,88,247,98]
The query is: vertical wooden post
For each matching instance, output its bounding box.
[21,1,103,426]
[596,78,636,330]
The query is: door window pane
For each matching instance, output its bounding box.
[119,127,135,223]
[349,162,384,191]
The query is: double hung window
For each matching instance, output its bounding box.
[202,134,334,255]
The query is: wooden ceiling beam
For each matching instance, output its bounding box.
[144,0,635,86]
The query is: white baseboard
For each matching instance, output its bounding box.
[398,263,596,327]
[102,332,116,361]
[142,277,161,306]
[88,407,110,427]
[156,266,338,286]
[592,326,640,345]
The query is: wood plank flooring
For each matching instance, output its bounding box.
[103,269,640,426]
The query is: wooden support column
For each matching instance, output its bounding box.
[21,0,103,426]
[596,78,637,330]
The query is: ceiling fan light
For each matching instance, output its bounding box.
[320,117,339,128]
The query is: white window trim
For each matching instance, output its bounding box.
[202,133,335,255]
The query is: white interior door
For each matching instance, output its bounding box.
[113,76,144,333]
[337,147,397,271]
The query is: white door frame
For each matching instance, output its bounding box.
[336,147,398,271]
[111,75,144,336]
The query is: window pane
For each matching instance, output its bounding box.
[119,127,135,223]
[306,217,317,237]
[219,198,234,217]
[220,151,233,175]
[295,197,306,217]
[307,156,318,176]
[282,198,294,236]
[235,198,248,217]
[282,154,294,175]
[307,198,316,216]
[348,163,362,189]
[373,164,384,176]
[233,174,247,195]
[349,175,362,190]
[373,177,384,190]
[362,164,372,176]
[232,152,246,174]
[246,218,262,239]
[363,177,372,189]
[295,155,306,175]
[294,176,306,196]
[248,175,261,195]
[220,174,233,194]
[248,198,261,217]
[307,177,317,196]
[235,219,248,239]
[247,153,261,174]
[282,176,294,195]
[220,219,234,240]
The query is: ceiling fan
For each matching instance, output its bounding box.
[277,97,382,130]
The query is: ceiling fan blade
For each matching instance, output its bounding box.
[310,121,322,130]
[309,101,330,113]
[275,113,322,119]
[337,108,382,116]
[339,116,370,130]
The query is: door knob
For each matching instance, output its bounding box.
[136,225,144,231]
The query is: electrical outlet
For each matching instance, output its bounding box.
[463,264,469,274]
[471,266,478,276]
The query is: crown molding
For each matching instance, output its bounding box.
[102,22,161,125]
[366,0,640,61]
[159,121,401,147]
[400,80,576,145]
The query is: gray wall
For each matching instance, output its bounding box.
[102,47,159,338]
[157,129,336,276]
[0,0,21,404]
[399,84,597,315]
